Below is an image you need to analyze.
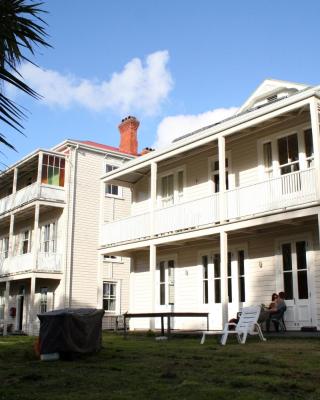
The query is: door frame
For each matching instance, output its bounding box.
[275,232,316,327]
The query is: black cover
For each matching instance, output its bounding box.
[38,308,105,355]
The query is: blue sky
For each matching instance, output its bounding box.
[2,0,320,167]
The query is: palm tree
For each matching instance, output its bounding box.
[0,0,50,151]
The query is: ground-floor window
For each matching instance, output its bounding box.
[159,259,175,306]
[39,287,48,314]
[0,289,4,320]
[238,250,246,302]
[103,282,117,312]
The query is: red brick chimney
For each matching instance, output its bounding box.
[118,116,139,155]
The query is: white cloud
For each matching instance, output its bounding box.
[18,50,173,115]
[153,107,238,149]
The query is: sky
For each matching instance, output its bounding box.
[2,0,320,168]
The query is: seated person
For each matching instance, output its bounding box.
[266,291,286,332]
[268,293,278,311]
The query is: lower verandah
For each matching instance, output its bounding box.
[128,216,320,332]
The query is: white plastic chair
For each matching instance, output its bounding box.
[200,305,266,345]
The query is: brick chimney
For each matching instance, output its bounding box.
[118,116,139,155]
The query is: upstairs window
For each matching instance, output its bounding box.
[105,184,122,197]
[0,237,9,259]
[278,133,299,175]
[21,230,31,254]
[263,142,273,177]
[106,164,118,173]
[304,129,314,168]
[41,222,57,253]
[160,169,185,207]
[209,158,229,193]
[41,155,65,187]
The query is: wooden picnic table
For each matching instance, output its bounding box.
[123,312,209,337]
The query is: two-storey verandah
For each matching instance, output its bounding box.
[100,88,320,331]
[0,150,67,335]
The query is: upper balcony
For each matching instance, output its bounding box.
[0,252,63,277]
[100,93,320,249]
[101,168,318,247]
[0,150,66,217]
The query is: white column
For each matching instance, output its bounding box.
[29,275,36,335]
[310,98,320,198]
[220,230,229,327]
[3,281,10,336]
[218,136,226,222]
[12,167,18,194]
[149,244,156,330]
[33,204,40,269]
[8,214,15,257]
[150,162,157,235]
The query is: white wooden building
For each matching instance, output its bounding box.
[0,117,138,335]
[100,79,320,331]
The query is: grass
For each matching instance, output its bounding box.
[0,332,319,400]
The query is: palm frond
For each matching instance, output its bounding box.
[0,0,51,150]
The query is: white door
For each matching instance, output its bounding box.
[280,240,311,329]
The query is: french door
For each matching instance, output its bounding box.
[280,240,311,329]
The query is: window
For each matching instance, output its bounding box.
[39,287,48,313]
[41,222,57,253]
[160,169,185,207]
[213,254,221,303]
[41,155,65,187]
[278,133,299,175]
[103,282,117,312]
[202,255,209,304]
[105,183,123,197]
[103,255,122,263]
[159,261,166,305]
[161,174,174,206]
[238,250,246,302]
[296,241,308,300]
[106,164,118,173]
[210,158,229,193]
[263,142,273,177]
[0,289,4,320]
[282,243,293,300]
[227,252,232,303]
[159,259,175,305]
[0,237,9,259]
[21,230,31,254]
[304,129,314,168]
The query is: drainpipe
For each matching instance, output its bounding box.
[64,145,79,308]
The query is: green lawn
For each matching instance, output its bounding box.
[0,332,319,400]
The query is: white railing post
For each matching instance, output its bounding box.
[150,162,157,236]
[310,98,320,199]
[218,136,226,222]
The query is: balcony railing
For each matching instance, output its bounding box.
[0,252,63,276]
[101,168,318,247]
[0,183,65,216]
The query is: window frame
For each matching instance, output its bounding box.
[40,221,57,254]
[103,281,119,314]
[258,123,314,180]
[157,166,186,208]
[208,151,233,194]
[0,236,9,259]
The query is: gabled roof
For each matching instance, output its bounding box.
[53,139,137,157]
[238,78,311,114]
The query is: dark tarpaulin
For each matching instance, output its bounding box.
[38,308,105,355]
